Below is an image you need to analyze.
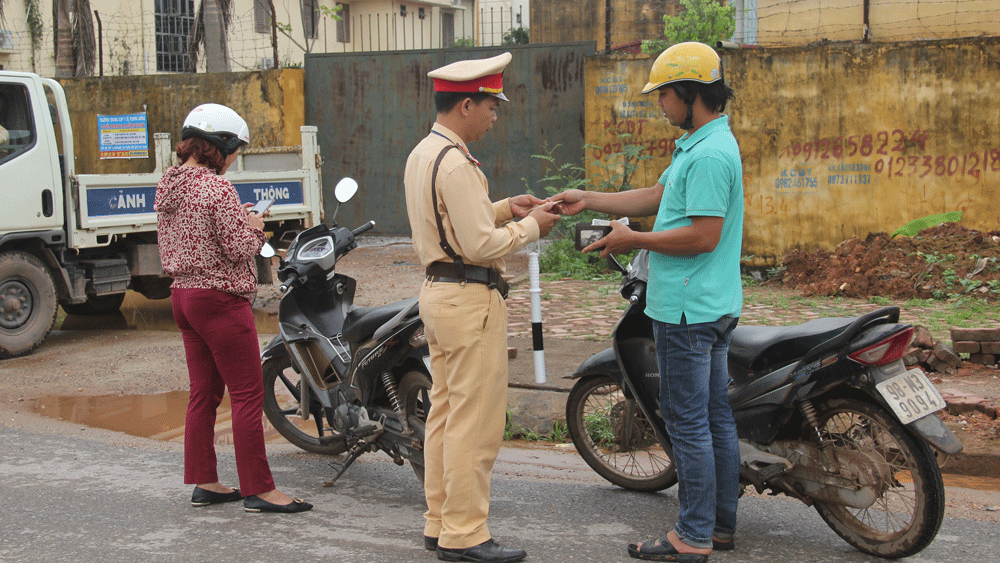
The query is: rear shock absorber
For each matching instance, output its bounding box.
[800,400,830,451]
[382,371,403,414]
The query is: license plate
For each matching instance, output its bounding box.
[876,368,946,425]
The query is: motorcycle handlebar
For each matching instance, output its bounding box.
[279,271,299,293]
[352,220,376,237]
[627,283,644,304]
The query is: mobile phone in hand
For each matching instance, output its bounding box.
[250,199,274,215]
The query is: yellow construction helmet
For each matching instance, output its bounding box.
[641,42,723,94]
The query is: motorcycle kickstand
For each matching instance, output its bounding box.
[324,439,369,487]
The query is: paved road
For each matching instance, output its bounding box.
[2,425,998,563]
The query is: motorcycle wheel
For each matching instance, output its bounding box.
[566,374,677,492]
[398,370,432,484]
[809,397,945,559]
[261,356,347,455]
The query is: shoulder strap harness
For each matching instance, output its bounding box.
[430,144,474,280]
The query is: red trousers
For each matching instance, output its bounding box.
[172,288,275,497]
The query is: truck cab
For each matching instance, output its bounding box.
[0,71,323,359]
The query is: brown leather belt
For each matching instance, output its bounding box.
[425,261,509,299]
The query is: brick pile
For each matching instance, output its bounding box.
[903,326,1000,374]
[904,326,958,374]
[903,326,999,419]
[950,327,1000,366]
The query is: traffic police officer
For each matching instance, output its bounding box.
[404,52,560,563]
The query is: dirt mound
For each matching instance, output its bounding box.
[780,223,1000,301]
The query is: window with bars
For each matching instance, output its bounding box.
[302,0,319,40]
[336,3,351,43]
[154,0,195,72]
[255,0,270,34]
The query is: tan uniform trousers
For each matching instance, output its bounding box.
[419,277,508,550]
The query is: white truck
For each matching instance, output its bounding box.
[0,71,324,358]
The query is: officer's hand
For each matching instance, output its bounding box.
[529,202,561,238]
[510,194,547,219]
[583,219,635,258]
[548,190,586,216]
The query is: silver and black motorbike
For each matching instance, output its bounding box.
[565,249,963,559]
[260,178,432,484]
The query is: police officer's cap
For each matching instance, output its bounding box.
[428,52,511,102]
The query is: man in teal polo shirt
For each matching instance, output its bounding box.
[551,42,743,562]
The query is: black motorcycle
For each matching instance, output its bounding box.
[566,249,963,559]
[260,178,432,484]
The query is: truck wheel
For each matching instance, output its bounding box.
[61,293,126,316]
[0,251,58,359]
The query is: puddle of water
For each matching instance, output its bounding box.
[897,470,1000,492]
[31,391,289,446]
[941,473,1000,493]
[57,291,279,334]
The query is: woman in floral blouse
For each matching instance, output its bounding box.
[156,103,311,514]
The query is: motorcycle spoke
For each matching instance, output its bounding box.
[810,398,944,558]
[262,357,347,456]
[314,414,325,437]
[277,371,302,402]
[583,386,667,477]
[567,374,677,492]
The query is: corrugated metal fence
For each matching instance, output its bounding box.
[304,42,594,235]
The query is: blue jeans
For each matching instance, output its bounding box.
[653,315,740,549]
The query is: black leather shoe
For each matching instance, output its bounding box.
[437,539,526,563]
[243,495,313,513]
[425,536,439,550]
[191,487,242,506]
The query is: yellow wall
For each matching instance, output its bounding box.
[57,69,305,174]
[585,38,1000,266]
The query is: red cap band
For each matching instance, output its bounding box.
[433,72,504,94]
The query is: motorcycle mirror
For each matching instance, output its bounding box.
[334,177,359,203]
[259,242,276,258]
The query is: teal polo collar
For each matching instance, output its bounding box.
[675,115,731,152]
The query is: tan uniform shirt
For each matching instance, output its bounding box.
[404,123,540,273]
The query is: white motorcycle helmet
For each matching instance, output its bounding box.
[181,103,250,156]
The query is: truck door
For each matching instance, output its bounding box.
[0,77,63,236]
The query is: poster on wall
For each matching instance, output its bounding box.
[98,113,149,159]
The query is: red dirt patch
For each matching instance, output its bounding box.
[779,223,1000,301]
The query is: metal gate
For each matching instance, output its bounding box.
[305,42,593,235]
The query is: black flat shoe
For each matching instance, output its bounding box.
[425,536,439,550]
[243,495,313,513]
[191,487,242,506]
[437,539,526,563]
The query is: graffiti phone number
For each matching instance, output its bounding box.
[873,149,1000,179]
[592,137,677,160]
[779,129,929,161]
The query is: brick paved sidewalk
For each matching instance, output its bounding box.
[507,278,1000,343]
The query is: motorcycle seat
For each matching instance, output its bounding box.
[729,317,855,375]
[342,298,419,343]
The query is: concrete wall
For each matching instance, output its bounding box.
[584,37,1000,266]
[530,0,679,50]
[57,69,305,174]
[756,0,1000,46]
